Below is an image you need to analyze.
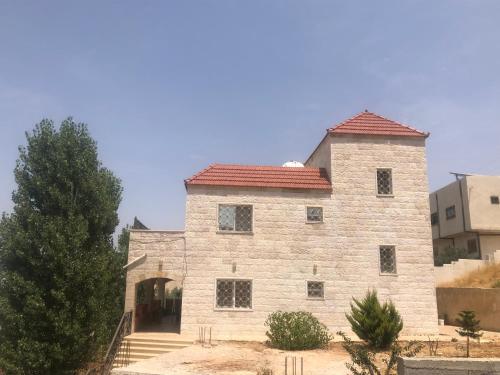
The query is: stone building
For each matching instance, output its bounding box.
[124,110,438,340]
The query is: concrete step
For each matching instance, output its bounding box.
[112,333,193,368]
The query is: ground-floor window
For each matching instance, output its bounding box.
[216,279,252,309]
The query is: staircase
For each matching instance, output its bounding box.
[113,332,193,369]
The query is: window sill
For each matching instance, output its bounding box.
[376,194,394,198]
[306,297,325,301]
[214,308,253,312]
[379,272,398,277]
[306,221,324,225]
[216,231,254,235]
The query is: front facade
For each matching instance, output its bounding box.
[430,175,500,261]
[125,111,439,340]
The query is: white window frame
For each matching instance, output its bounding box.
[216,204,254,234]
[306,280,325,300]
[378,245,397,276]
[214,278,253,311]
[305,206,324,224]
[376,168,394,197]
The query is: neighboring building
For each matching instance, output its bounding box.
[430,175,500,261]
[124,110,438,340]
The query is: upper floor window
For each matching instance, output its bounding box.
[431,212,439,226]
[306,206,323,223]
[491,196,499,205]
[379,245,397,274]
[445,205,456,220]
[377,169,393,195]
[307,281,324,299]
[215,279,252,309]
[218,204,252,232]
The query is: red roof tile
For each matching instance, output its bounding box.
[328,111,428,138]
[185,164,331,191]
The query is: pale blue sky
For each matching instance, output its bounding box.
[1,1,499,231]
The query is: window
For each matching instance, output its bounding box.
[306,207,323,223]
[431,212,439,226]
[467,239,478,255]
[377,169,393,195]
[215,279,252,309]
[218,205,252,232]
[379,246,397,274]
[307,281,324,299]
[445,205,456,220]
[491,196,500,205]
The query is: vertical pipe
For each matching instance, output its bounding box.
[301,357,303,375]
[285,357,287,375]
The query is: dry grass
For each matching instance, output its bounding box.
[440,262,500,288]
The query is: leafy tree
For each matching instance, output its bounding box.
[346,290,403,349]
[456,310,482,357]
[0,118,123,374]
[116,226,130,311]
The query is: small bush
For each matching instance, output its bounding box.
[337,331,422,375]
[345,290,403,349]
[492,279,500,288]
[265,311,331,350]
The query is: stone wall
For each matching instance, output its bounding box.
[436,287,500,332]
[180,135,438,340]
[124,230,186,331]
[435,258,490,285]
[397,357,500,375]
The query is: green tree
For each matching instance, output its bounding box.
[116,226,130,311]
[0,118,123,374]
[345,290,403,349]
[456,310,482,357]
[337,331,422,375]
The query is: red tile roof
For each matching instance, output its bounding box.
[328,111,428,138]
[185,164,331,191]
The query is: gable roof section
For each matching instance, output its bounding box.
[185,164,331,191]
[328,111,428,138]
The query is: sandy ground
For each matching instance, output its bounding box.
[113,341,349,375]
[113,326,500,375]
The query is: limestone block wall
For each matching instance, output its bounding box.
[124,230,186,331]
[180,135,438,340]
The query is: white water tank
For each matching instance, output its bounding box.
[282,160,304,168]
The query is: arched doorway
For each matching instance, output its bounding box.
[134,277,182,333]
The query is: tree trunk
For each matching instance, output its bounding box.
[466,336,470,358]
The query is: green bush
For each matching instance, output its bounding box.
[265,311,331,350]
[345,290,403,349]
[434,246,476,266]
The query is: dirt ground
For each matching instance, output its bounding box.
[113,327,500,375]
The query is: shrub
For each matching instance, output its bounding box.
[345,290,403,349]
[434,246,475,266]
[337,331,422,375]
[492,279,500,288]
[265,311,331,350]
